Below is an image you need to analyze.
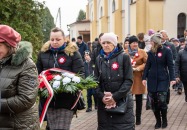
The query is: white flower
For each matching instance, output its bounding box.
[53,80,61,88]
[66,73,75,78]
[62,72,75,78]
[62,77,71,85]
[72,76,81,83]
[53,75,62,80]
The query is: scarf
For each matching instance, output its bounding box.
[50,43,66,53]
[100,47,119,60]
[128,45,138,57]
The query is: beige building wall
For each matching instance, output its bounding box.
[147,1,163,32]
[130,3,136,35]
[164,0,187,38]
[114,0,122,42]
[90,0,98,42]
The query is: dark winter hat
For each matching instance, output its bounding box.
[71,37,76,42]
[77,36,82,40]
[0,25,21,48]
[95,38,99,41]
[179,37,185,42]
[129,35,138,44]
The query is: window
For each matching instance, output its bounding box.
[177,13,186,38]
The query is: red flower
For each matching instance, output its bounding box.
[38,71,54,88]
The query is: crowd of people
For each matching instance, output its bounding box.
[0,24,187,130]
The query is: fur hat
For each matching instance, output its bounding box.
[150,33,162,45]
[0,25,21,48]
[129,35,138,44]
[100,32,118,46]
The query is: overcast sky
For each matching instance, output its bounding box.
[39,0,88,35]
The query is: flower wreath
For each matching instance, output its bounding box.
[38,68,98,127]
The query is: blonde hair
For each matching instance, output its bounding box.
[150,33,163,53]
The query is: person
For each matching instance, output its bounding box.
[171,38,184,94]
[0,25,39,129]
[76,35,89,60]
[142,33,176,129]
[94,32,135,130]
[175,42,187,102]
[125,35,148,125]
[144,29,155,52]
[84,50,97,112]
[179,37,186,50]
[92,37,99,51]
[71,37,76,42]
[160,30,177,104]
[36,27,84,130]
[123,37,129,50]
[137,33,145,49]
[91,33,104,70]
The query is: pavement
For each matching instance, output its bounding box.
[70,89,187,130]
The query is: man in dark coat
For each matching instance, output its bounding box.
[160,30,177,104]
[76,35,89,60]
[91,33,104,70]
[175,44,187,102]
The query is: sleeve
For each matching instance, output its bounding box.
[137,50,148,71]
[175,51,181,78]
[112,54,133,101]
[166,49,175,81]
[142,53,151,80]
[36,52,43,74]
[1,59,39,114]
[171,43,177,61]
[72,51,85,77]
[94,57,105,100]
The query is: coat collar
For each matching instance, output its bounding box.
[41,41,78,56]
[11,41,33,66]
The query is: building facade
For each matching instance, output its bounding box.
[86,0,187,42]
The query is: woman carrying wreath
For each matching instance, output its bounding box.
[124,35,147,125]
[36,27,84,130]
[94,32,135,130]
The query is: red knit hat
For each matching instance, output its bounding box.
[0,25,21,48]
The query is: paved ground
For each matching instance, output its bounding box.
[70,89,187,130]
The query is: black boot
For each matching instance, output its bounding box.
[154,110,161,129]
[135,94,142,125]
[161,109,168,128]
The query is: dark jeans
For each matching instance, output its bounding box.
[87,88,97,108]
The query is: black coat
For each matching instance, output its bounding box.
[36,42,84,110]
[142,46,175,92]
[94,45,135,130]
[175,46,187,82]
[163,41,177,60]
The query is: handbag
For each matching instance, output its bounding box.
[77,92,86,110]
[105,95,128,114]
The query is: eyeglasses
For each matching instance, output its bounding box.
[101,41,112,45]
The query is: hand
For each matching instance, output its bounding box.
[170,81,176,86]
[176,77,180,83]
[142,80,147,86]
